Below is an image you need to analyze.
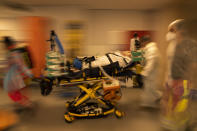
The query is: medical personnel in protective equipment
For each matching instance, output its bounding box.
[161,19,197,131]
[3,37,33,108]
[140,35,162,108]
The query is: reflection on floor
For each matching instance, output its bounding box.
[0,86,197,131]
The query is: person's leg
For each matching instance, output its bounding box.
[161,80,190,131]
[141,78,162,107]
[161,83,171,115]
[172,80,190,130]
[8,89,32,107]
[136,74,143,88]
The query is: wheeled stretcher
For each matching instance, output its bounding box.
[63,79,124,123]
[40,30,140,123]
[40,63,129,123]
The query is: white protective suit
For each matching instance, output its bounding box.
[165,40,177,82]
[141,42,162,106]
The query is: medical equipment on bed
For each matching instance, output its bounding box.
[40,30,139,123]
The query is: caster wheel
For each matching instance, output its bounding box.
[114,110,124,119]
[65,102,70,108]
[64,113,75,123]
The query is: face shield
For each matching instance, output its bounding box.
[166,32,177,42]
[166,19,185,42]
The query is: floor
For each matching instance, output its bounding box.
[0,85,197,131]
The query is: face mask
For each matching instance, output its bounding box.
[166,32,176,42]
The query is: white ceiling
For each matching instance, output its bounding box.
[10,0,172,10]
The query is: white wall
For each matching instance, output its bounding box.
[0,6,157,55]
[0,18,22,39]
[0,6,88,40]
[0,6,182,87]
[85,10,156,55]
[0,18,22,56]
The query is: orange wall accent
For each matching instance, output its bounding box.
[21,17,49,78]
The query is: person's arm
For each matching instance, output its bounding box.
[171,40,197,79]
[185,41,197,81]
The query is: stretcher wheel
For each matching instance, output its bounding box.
[65,102,70,108]
[114,110,124,119]
[64,113,75,123]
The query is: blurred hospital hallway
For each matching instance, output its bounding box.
[1,85,197,131]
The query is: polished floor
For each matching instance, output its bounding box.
[0,85,197,131]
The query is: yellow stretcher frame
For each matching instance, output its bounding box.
[66,108,115,117]
[63,79,124,123]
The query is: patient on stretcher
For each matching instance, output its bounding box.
[41,50,140,96]
[58,51,136,80]
[73,51,131,70]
